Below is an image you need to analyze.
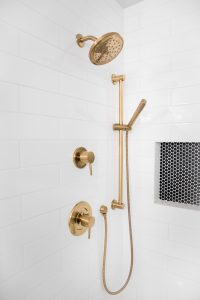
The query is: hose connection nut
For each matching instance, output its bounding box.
[100,205,108,215]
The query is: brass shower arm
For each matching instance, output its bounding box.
[76,34,97,47]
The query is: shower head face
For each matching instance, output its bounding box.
[89,32,123,65]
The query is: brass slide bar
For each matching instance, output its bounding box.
[111,74,146,210]
[111,74,125,209]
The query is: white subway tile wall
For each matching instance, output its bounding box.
[0,0,123,299]
[1,0,200,299]
[123,0,200,300]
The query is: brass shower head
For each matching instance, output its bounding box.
[76,32,123,65]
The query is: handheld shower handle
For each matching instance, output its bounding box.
[128,99,146,129]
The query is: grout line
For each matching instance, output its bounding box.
[0,110,112,124]
[0,79,114,109]
[0,49,108,89]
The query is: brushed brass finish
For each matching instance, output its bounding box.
[76,34,97,47]
[100,131,133,295]
[113,124,131,131]
[111,93,147,209]
[111,74,125,84]
[68,201,95,239]
[112,74,125,209]
[73,147,95,175]
[113,100,146,131]
[100,205,108,215]
[76,32,123,65]
[118,77,123,207]
[111,200,125,209]
[99,75,147,295]
[128,99,147,128]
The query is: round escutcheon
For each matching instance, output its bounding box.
[68,201,92,236]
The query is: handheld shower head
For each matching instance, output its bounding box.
[76,32,123,65]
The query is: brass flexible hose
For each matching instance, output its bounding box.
[101,131,134,295]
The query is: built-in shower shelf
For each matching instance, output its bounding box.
[155,142,200,209]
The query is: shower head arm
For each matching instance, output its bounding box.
[76,34,97,47]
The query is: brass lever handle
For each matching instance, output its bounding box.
[77,213,95,239]
[80,151,94,165]
[78,214,95,228]
[73,147,95,176]
[78,214,95,239]
[89,163,93,176]
[68,201,95,239]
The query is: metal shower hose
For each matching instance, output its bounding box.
[102,130,134,295]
